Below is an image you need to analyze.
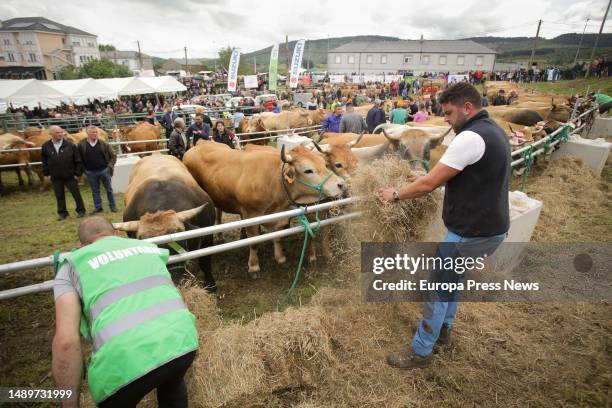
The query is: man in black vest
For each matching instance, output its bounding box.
[41,125,86,220]
[78,127,117,214]
[378,83,510,369]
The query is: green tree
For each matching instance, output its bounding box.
[98,44,116,51]
[78,58,132,79]
[218,46,234,72]
[57,65,79,80]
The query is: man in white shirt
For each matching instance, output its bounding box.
[379,83,510,369]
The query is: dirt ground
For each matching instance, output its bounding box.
[0,153,610,407]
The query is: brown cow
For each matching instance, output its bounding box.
[67,127,108,145]
[112,123,161,153]
[246,111,314,133]
[0,134,35,189]
[183,141,345,277]
[113,154,217,289]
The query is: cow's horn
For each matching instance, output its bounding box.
[311,140,331,153]
[348,132,364,147]
[382,129,399,141]
[177,203,208,222]
[508,124,516,135]
[281,145,293,163]
[113,220,139,232]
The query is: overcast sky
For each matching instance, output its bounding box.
[1,0,609,59]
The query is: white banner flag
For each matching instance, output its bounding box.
[244,75,258,88]
[289,39,306,89]
[227,48,241,92]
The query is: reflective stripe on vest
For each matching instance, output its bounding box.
[89,275,173,322]
[93,298,187,353]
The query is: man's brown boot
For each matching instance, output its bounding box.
[438,323,451,346]
[386,348,432,369]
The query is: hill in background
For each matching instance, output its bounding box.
[152,33,612,72]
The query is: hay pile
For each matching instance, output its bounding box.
[183,287,611,407]
[187,305,335,407]
[341,154,440,243]
[525,156,609,241]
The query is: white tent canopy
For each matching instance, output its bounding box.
[44,78,117,105]
[0,79,67,109]
[0,76,186,108]
[96,77,156,96]
[140,76,187,93]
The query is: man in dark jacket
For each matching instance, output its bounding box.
[78,127,117,214]
[186,113,211,145]
[168,117,190,159]
[160,108,178,139]
[41,125,86,220]
[366,100,386,133]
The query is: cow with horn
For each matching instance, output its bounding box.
[113,154,217,290]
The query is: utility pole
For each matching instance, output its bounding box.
[585,0,611,78]
[573,18,590,66]
[285,35,290,73]
[254,55,257,74]
[528,19,542,69]
[136,40,143,70]
[184,46,189,74]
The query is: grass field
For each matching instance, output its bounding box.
[0,135,610,405]
[520,77,612,96]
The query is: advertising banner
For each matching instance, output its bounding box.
[227,48,241,92]
[289,39,306,88]
[268,44,279,91]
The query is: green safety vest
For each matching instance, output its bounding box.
[62,236,198,403]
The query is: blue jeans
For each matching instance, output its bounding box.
[86,168,116,211]
[411,230,506,357]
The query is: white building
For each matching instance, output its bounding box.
[100,50,154,77]
[327,40,496,74]
[0,17,99,79]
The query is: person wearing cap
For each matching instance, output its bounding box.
[366,100,386,133]
[52,217,198,407]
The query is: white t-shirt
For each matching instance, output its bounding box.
[439,130,485,171]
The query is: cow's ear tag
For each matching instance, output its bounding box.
[284,166,295,184]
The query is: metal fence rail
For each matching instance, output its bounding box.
[0,197,356,276]
[0,211,360,300]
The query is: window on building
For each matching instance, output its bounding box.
[366,55,373,64]
[25,40,33,45]
[439,56,447,65]
[422,55,430,65]
[0,56,5,61]
[28,53,37,62]
[334,55,341,64]
[381,54,387,64]
[88,42,94,48]
[3,39,10,45]
[73,41,81,47]
[475,56,484,66]
[80,56,84,62]
[457,55,465,65]
[348,55,355,64]
[8,53,16,62]
[403,55,413,64]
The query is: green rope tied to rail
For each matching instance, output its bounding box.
[167,241,192,275]
[557,124,570,143]
[277,172,334,312]
[52,250,61,276]
[520,144,534,191]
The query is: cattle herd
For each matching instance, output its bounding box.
[0,81,586,289]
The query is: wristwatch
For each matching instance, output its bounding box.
[392,190,400,201]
